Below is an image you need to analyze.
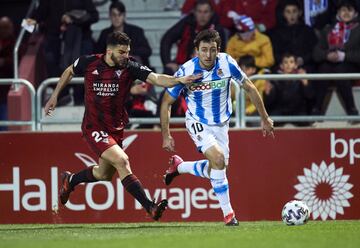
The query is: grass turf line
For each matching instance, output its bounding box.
[0,221,359,248]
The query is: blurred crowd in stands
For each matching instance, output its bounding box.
[1,0,360,129]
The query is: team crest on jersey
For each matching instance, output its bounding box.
[217,69,224,77]
[115,70,122,78]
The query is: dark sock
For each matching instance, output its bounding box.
[122,174,152,212]
[164,171,179,185]
[170,171,179,178]
[69,166,98,189]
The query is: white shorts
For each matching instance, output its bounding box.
[185,116,230,164]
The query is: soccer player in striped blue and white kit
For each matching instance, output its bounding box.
[160,29,274,226]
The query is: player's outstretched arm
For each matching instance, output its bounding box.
[44,65,74,116]
[146,72,202,88]
[160,91,177,152]
[242,78,275,138]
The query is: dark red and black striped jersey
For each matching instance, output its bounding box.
[72,54,152,132]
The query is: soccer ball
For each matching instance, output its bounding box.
[281,200,310,226]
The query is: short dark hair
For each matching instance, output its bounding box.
[110,0,126,13]
[238,55,256,68]
[195,0,214,10]
[337,0,358,11]
[280,52,296,63]
[283,0,302,10]
[107,31,131,47]
[194,29,221,49]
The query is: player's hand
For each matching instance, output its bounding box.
[261,117,275,138]
[297,68,308,86]
[179,73,203,85]
[44,96,58,116]
[163,135,175,152]
[264,80,272,95]
[327,51,338,62]
[61,14,72,24]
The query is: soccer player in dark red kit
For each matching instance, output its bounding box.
[44,31,201,221]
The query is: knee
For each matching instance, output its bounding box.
[93,167,115,181]
[211,153,225,170]
[111,155,130,170]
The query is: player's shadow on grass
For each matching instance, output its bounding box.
[0,224,210,231]
[96,224,206,230]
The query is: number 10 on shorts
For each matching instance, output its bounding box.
[191,123,204,135]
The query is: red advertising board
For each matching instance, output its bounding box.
[0,129,359,224]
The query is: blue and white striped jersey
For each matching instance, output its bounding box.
[166,53,247,125]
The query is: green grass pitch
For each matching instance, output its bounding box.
[0,221,359,248]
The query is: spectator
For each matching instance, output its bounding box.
[28,0,99,76]
[302,0,360,34]
[181,0,220,15]
[126,81,158,129]
[96,0,152,67]
[160,0,226,75]
[302,0,338,33]
[218,0,278,32]
[0,16,15,131]
[27,0,99,105]
[226,13,275,69]
[312,0,360,117]
[264,53,314,126]
[235,55,268,116]
[269,0,318,71]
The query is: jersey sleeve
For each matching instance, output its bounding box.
[127,60,152,82]
[72,55,95,76]
[165,67,185,99]
[227,54,248,85]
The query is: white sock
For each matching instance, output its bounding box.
[210,169,233,217]
[177,160,210,178]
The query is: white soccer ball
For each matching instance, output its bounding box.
[281,200,310,226]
